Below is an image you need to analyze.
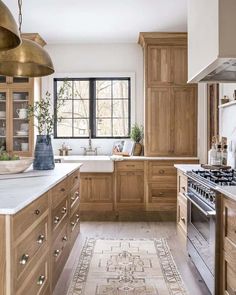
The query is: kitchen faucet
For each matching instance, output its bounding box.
[81,129,100,155]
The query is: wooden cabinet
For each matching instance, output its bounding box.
[80,173,113,212]
[0,76,38,156]
[115,161,144,211]
[0,168,80,295]
[139,32,198,157]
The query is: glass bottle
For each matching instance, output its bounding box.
[222,145,228,166]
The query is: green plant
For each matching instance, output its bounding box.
[130,123,144,143]
[28,81,70,136]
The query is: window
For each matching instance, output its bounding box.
[54,78,131,138]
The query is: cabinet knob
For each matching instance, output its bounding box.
[181,186,186,191]
[62,235,68,241]
[54,216,60,224]
[60,188,65,192]
[159,169,165,174]
[34,209,40,215]
[71,221,75,227]
[19,254,29,265]
[37,275,45,286]
[181,217,186,224]
[54,249,60,257]
[61,207,67,214]
[74,176,78,180]
[37,234,45,244]
[159,192,164,196]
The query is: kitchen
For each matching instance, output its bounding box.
[0,0,236,295]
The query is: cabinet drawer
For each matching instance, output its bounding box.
[223,197,236,247]
[177,194,187,233]
[224,239,236,273]
[52,198,68,238]
[178,171,188,195]
[51,178,69,208]
[51,223,70,289]
[116,161,144,171]
[148,184,177,211]
[13,193,49,241]
[69,206,80,248]
[148,161,176,180]
[14,216,49,289]
[16,254,50,295]
[69,170,80,190]
[223,255,236,295]
[70,186,80,213]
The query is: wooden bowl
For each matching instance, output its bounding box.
[0,157,33,174]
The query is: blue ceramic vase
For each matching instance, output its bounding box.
[33,135,55,170]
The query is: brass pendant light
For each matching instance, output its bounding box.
[0,0,21,51]
[0,0,54,77]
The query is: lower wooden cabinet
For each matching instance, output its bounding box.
[0,168,80,295]
[80,173,113,211]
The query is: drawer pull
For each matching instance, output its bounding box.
[60,188,66,192]
[62,235,68,241]
[181,186,186,191]
[54,249,60,257]
[34,209,40,215]
[159,192,164,196]
[159,169,165,174]
[181,217,186,224]
[37,234,45,244]
[71,192,79,201]
[61,207,67,214]
[71,221,75,227]
[54,216,60,224]
[74,176,78,180]
[19,254,29,265]
[37,275,45,286]
[126,165,135,167]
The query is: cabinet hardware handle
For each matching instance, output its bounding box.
[76,214,79,218]
[71,221,75,227]
[54,249,60,257]
[34,209,40,215]
[159,192,164,196]
[126,165,135,167]
[181,217,186,224]
[71,192,79,201]
[60,188,65,192]
[19,254,29,265]
[62,235,68,241]
[61,207,67,214]
[37,234,45,244]
[159,169,165,174]
[181,186,186,191]
[37,275,45,286]
[74,176,78,179]
[54,216,60,224]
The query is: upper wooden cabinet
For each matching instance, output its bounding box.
[147,45,187,86]
[139,32,197,157]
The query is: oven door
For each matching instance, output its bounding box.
[185,192,216,275]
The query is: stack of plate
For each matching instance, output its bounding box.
[16,130,28,136]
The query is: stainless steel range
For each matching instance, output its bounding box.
[185,169,236,295]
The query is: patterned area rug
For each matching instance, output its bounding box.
[67,238,188,295]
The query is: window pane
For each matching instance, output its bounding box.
[96,80,111,99]
[96,119,112,137]
[96,100,111,118]
[57,119,72,137]
[57,81,73,100]
[57,100,72,118]
[74,81,89,99]
[74,119,89,137]
[113,118,129,137]
[113,80,129,98]
[112,100,128,118]
[74,100,89,118]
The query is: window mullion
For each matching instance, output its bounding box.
[89,79,95,138]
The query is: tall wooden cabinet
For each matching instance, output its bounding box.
[139,33,197,157]
[0,77,37,156]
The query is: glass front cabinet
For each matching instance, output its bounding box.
[0,76,35,156]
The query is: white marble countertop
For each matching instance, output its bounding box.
[174,164,202,173]
[0,163,82,215]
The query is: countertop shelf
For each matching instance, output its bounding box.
[219,100,236,109]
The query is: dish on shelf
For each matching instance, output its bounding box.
[0,111,6,118]
[0,157,33,174]
[13,93,27,100]
[0,95,5,100]
[16,130,29,136]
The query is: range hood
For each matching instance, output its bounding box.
[188,0,236,83]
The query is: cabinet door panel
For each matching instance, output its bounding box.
[147,46,171,86]
[90,175,112,202]
[145,87,173,156]
[173,87,197,156]
[117,171,144,203]
[171,46,188,84]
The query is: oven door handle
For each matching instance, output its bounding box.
[183,192,216,217]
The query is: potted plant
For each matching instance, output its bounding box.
[130,123,144,156]
[28,82,69,170]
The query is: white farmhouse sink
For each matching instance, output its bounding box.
[60,155,114,173]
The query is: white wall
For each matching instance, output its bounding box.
[42,43,144,155]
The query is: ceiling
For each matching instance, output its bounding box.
[4,0,187,44]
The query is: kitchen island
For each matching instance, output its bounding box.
[0,163,82,295]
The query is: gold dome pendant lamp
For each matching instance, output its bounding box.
[0,0,54,77]
[0,0,21,51]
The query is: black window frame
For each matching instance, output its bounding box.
[54,77,131,139]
